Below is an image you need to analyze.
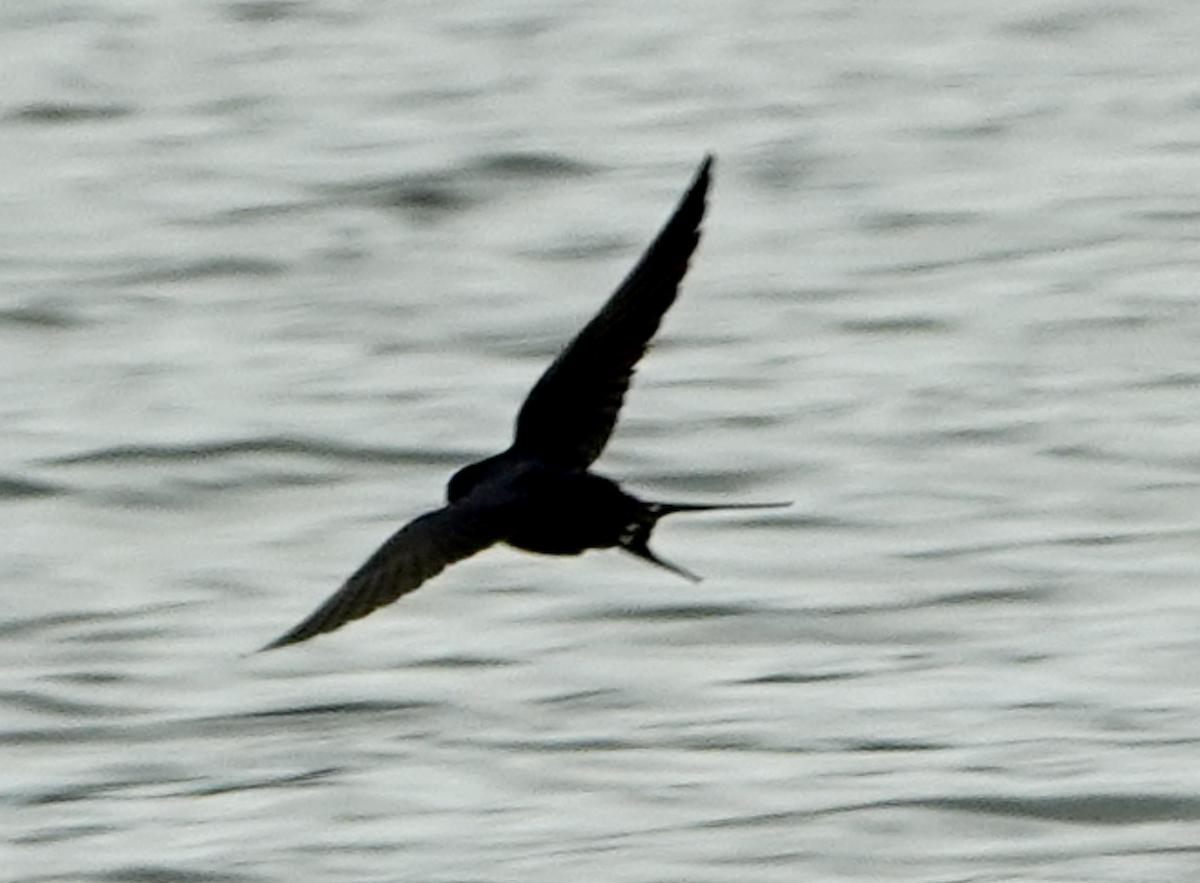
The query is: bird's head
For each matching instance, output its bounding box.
[447,462,481,504]
[447,453,512,504]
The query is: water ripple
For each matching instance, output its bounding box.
[896,793,1200,825]
[39,437,471,468]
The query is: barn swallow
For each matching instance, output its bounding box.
[262,154,786,650]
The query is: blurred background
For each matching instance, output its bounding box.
[3,1,1200,880]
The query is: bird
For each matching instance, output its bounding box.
[262,154,787,651]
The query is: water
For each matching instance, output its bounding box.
[4,1,1200,880]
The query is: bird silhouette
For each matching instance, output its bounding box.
[262,154,786,650]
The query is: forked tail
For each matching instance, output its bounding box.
[619,500,790,582]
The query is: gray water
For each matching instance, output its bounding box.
[4,1,1200,880]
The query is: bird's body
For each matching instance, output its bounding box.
[262,155,786,651]
[454,457,638,556]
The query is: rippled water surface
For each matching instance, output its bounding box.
[4,1,1200,881]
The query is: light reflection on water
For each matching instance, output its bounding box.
[4,1,1200,881]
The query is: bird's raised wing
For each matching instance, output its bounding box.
[511,155,712,468]
[261,503,505,650]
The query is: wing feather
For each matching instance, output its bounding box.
[512,155,712,467]
[262,503,504,650]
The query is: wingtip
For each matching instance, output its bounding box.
[257,634,292,653]
[258,625,313,652]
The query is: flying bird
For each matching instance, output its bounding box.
[263,154,786,650]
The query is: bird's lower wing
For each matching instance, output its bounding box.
[261,504,505,650]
